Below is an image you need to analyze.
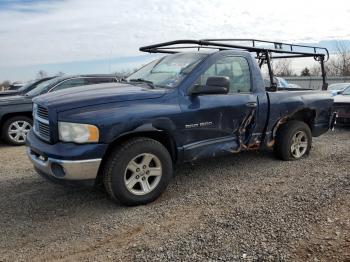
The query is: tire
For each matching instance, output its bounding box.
[103,137,173,206]
[2,116,33,146]
[274,120,312,161]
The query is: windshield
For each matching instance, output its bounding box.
[26,77,60,96]
[18,78,54,93]
[126,53,208,88]
[328,83,350,91]
[343,86,350,95]
[17,81,34,92]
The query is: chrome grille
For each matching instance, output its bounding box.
[33,104,50,142]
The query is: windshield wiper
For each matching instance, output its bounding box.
[128,78,155,89]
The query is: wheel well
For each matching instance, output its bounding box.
[0,112,33,130]
[270,109,316,146]
[95,131,177,185]
[109,131,177,161]
[288,109,316,130]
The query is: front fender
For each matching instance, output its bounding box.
[57,94,182,145]
[104,117,178,144]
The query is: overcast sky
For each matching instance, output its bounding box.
[0,0,349,81]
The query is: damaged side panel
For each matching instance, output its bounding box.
[182,107,262,162]
[182,90,333,162]
[263,91,334,148]
[183,136,239,161]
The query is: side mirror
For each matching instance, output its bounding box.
[189,76,230,96]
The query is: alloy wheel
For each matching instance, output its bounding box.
[124,153,162,196]
[290,130,308,158]
[8,121,31,143]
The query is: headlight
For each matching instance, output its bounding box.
[58,122,99,143]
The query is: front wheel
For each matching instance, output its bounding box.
[274,120,312,161]
[2,116,32,146]
[103,137,173,206]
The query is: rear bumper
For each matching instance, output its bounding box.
[27,148,101,180]
[333,103,350,125]
[312,112,338,136]
[337,117,350,125]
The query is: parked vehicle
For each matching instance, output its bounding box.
[264,77,302,89]
[328,83,350,96]
[334,86,350,125]
[288,83,302,89]
[7,82,23,90]
[26,39,335,206]
[0,77,57,97]
[275,77,289,88]
[0,74,118,145]
[264,76,288,88]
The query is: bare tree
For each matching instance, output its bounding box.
[325,63,339,76]
[0,80,11,90]
[37,70,48,79]
[328,41,350,76]
[310,65,321,76]
[272,59,294,77]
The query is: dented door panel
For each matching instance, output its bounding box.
[179,93,261,161]
[175,51,269,162]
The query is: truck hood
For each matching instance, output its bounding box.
[34,82,169,111]
[0,94,32,106]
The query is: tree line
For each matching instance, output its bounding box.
[272,41,350,77]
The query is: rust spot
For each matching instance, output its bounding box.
[266,116,288,148]
[266,139,275,148]
[235,109,259,152]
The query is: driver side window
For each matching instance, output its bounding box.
[196,56,251,93]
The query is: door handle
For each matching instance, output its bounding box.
[246,102,257,108]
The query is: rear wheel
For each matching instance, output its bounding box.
[2,116,32,146]
[103,137,173,206]
[274,120,312,161]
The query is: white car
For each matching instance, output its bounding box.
[288,83,302,89]
[264,76,290,88]
[334,86,350,125]
[328,83,350,96]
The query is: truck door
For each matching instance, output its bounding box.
[179,55,260,161]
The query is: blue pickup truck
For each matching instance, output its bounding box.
[26,39,335,206]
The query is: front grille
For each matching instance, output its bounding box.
[33,104,50,142]
[37,106,48,119]
[37,121,50,139]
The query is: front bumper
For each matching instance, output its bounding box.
[27,148,101,180]
[26,130,108,182]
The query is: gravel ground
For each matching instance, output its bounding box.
[0,128,349,261]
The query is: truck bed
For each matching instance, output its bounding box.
[265,90,334,145]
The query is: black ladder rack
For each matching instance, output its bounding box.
[139,39,329,90]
